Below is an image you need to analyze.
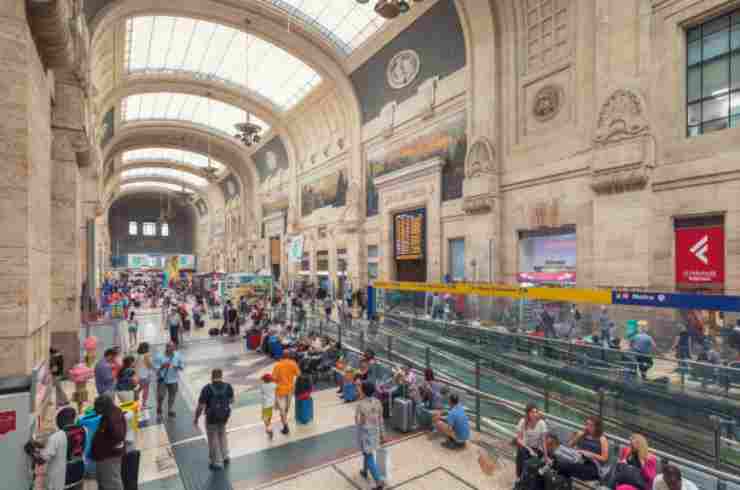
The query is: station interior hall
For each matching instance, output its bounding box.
[3,0,740,489]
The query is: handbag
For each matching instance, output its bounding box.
[613,463,646,490]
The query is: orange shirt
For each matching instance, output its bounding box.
[272,359,300,397]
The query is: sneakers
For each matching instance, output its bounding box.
[267,430,274,440]
[360,470,368,480]
[441,439,466,450]
[168,411,177,418]
[223,458,230,466]
[281,425,290,435]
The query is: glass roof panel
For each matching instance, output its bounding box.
[121,92,269,137]
[266,0,385,54]
[122,148,226,171]
[124,16,324,110]
[120,182,195,193]
[120,167,209,187]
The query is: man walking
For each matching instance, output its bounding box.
[154,342,184,419]
[194,369,234,470]
[95,348,117,397]
[271,351,301,435]
[166,308,182,347]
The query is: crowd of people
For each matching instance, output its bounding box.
[484,401,701,490]
[31,274,732,490]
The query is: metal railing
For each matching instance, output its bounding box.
[302,312,740,477]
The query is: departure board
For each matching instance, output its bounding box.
[394,209,425,261]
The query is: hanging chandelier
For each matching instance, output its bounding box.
[371,0,417,19]
[201,94,220,181]
[234,33,262,147]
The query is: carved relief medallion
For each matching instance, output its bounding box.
[532,85,564,122]
[594,89,649,145]
[387,50,421,89]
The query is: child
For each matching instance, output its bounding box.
[261,373,277,440]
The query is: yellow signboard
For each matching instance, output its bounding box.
[372,281,612,305]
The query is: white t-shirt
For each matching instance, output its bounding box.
[40,430,68,490]
[261,382,277,409]
[517,418,548,450]
[653,475,698,490]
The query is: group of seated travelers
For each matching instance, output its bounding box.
[489,401,699,490]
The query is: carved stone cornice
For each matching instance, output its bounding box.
[463,193,496,215]
[590,166,650,195]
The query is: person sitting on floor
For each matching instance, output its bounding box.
[557,416,609,482]
[433,393,470,449]
[653,464,698,490]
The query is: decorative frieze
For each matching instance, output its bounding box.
[591,89,652,195]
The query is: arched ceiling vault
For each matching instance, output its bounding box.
[89,4,365,169]
[97,78,281,132]
[103,180,208,218]
[103,121,259,196]
[105,161,215,188]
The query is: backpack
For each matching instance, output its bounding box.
[207,383,231,424]
[63,425,86,461]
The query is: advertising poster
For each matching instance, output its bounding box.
[221,274,273,303]
[675,226,725,286]
[518,231,577,285]
[288,235,304,263]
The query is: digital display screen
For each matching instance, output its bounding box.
[394,209,425,261]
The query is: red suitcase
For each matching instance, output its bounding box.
[247,333,262,350]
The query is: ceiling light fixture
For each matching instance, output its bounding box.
[372,0,420,19]
[234,32,262,147]
[201,93,219,182]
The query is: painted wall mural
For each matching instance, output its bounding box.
[301,168,348,217]
[252,136,290,183]
[366,111,467,216]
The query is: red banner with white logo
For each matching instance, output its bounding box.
[675,226,725,285]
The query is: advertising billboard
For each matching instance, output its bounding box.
[675,226,725,286]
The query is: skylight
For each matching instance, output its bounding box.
[120,167,209,187]
[121,148,226,171]
[265,0,386,54]
[124,16,323,110]
[121,92,269,137]
[120,182,196,193]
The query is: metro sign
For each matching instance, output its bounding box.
[675,226,725,285]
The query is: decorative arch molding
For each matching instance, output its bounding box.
[97,77,282,132]
[103,160,216,188]
[464,136,497,179]
[103,183,210,218]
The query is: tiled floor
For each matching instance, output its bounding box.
[67,308,514,490]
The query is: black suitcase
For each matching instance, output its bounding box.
[121,449,140,490]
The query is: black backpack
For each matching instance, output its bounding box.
[207,383,231,423]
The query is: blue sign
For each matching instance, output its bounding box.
[612,290,740,312]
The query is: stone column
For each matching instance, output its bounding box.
[50,130,81,366]
[0,0,53,377]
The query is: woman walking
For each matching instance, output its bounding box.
[355,381,386,490]
[137,343,153,410]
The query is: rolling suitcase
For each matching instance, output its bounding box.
[392,397,414,433]
[121,449,141,490]
[295,397,314,424]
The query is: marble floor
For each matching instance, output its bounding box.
[63,308,514,490]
